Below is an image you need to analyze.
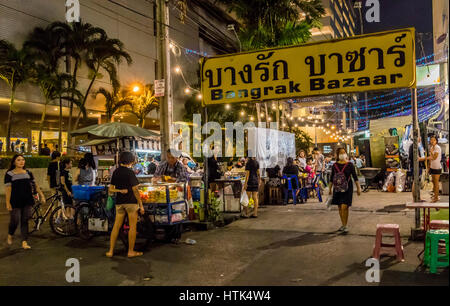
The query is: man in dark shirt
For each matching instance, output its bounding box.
[42,144,51,156]
[107,151,144,258]
[47,151,61,192]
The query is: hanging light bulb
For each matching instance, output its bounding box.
[250,116,254,121]
[197,94,203,100]
[225,104,230,110]
[184,88,191,94]
[240,110,245,116]
[174,66,181,73]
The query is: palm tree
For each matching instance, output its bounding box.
[94,85,132,123]
[49,21,107,145]
[219,0,324,50]
[218,0,324,127]
[31,69,84,154]
[126,84,159,128]
[0,40,33,153]
[25,25,67,152]
[73,36,133,129]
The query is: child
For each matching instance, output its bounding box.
[305,157,316,186]
[60,158,73,205]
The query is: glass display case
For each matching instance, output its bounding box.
[138,182,187,225]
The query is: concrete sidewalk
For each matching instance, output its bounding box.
[0,188,448,286]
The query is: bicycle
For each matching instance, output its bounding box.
[28,189,78,236]
[74,190,155,251]
[74,190,130,244]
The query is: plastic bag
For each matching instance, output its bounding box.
[248,197,254,208]
[325,196,333,210]
[240,192,249,207]
[383,172,395,192]
[106,196,115,211]
[395,170,406,193]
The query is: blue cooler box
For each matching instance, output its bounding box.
[72,185,106,201]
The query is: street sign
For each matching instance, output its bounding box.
[201,28,416,106]
[154,79,165,97]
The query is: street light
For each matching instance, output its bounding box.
[132,85,141,93]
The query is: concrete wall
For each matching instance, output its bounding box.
[0,168,77,195]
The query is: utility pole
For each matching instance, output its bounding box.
[157,0,173,159]
[411,88,421,230]
[354,1,369,129]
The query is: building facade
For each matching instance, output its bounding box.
[0,0,238,153]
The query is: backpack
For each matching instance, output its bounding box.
[333,163,350,193]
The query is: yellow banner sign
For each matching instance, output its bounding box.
[201,28,416,105]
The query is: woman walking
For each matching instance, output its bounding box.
[328,148,361,234]
[4,154,45,249]
[243,155,260,218]
[106,151,144,258]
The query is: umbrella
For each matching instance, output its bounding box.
[78,139,114,146]
[71,122,160,138]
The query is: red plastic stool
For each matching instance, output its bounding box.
[430,220,449,230]
[372,224,405,261]
[430,220,449,254]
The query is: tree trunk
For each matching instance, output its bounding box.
[38,102,48,155]
[264,102,269,127]
[67,61,78,154]
[73,66,99,132]
[59,96,63,152]
[141,118,145,128]
[6,89,15,153]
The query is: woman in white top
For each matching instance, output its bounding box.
[420,135,442,202]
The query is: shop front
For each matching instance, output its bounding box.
[31,130,68,154]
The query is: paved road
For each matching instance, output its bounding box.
[0,190,448,286]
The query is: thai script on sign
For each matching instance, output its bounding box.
[200,28,416,105]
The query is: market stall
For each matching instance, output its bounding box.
[71,122,161,183]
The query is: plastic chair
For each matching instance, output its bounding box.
[424,230,449,274]
[372,224,405,261]
[282,175,299,205]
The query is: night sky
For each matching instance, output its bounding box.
[353,0,434,57]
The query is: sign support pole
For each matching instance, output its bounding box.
[203,106,209,221]
[411,88,421,230]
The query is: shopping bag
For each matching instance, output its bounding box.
[248,197,254,208]
[240,192,249,207]
[325,196,333,210]
[106,196,115,211]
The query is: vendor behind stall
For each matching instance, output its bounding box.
[152,149,189,183]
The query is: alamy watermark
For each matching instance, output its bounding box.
[170,115,295,168]
[365,258,380,283]
[65,258,80,283]
[65,0,80,23]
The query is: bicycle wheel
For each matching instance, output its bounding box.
[74,204,96,240]
[28,204,41,234]
[49,205,77,236]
